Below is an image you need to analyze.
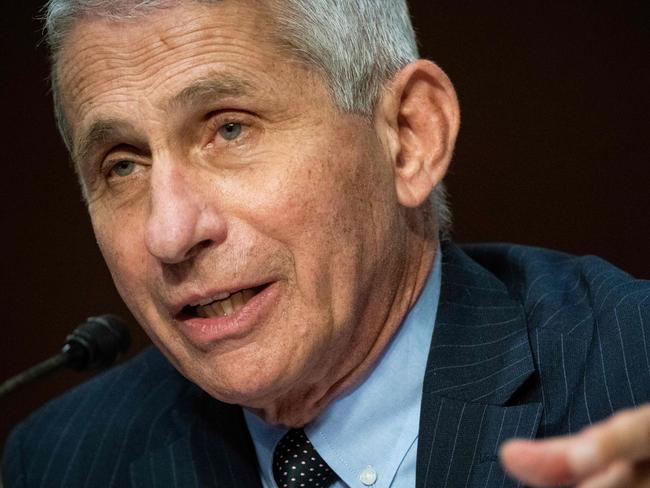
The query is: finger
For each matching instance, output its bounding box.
[570,405,650,475]
[500,405,650,485]
[500,438,577,487]
[577,460,650,488]
[576,461,633,488]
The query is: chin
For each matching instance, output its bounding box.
[191,356,297,408]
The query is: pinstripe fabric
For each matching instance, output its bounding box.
[415,242,650,488]
[3,241,649,487]
[417,242,542,488]
[2,347,261,488]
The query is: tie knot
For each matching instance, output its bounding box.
[272,429,338,488]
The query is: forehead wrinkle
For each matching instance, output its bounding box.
[59,15,253,106]
[167,74,255,112]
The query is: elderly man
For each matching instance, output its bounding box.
[3,0,650,487]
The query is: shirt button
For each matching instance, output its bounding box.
[359,466,377,486]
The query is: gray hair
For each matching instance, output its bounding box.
[43,0,451,232]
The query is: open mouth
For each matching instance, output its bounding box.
[181,284,269,319]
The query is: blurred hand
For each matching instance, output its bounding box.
[499,404,650,487]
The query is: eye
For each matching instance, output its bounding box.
[110,160,136,177]
[217,122,242,141]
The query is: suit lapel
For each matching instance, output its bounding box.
[417,242,542,488]
[130,386,262,488]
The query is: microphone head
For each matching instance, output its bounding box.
[63,314,131,371]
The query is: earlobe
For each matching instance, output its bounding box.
[381,60,460,208]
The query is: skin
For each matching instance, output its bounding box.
[500,405,650,487]
[57,0,459,427]
[55,0,650,480]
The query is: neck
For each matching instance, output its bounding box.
[254,210,438,427]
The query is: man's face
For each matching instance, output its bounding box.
[59,1,411,419]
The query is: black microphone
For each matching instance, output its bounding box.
[0,315,130,400]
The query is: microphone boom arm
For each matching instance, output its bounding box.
[0,314,130,401]
[0,353,69,399]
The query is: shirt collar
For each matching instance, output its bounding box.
[245,249,442,487]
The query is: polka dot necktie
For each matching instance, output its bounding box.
[272,428,339,488]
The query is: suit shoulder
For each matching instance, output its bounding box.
[18,346,188,426]
[462,243,650,429]
[461,242,650,332]
[3,347,194,487]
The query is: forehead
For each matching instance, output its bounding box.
[58,0,280,73]
[56,1,295,148]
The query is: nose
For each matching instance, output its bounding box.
[145,163,226,264]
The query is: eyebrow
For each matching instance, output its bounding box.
[73,118,139,168]
[73,75,254,165]
[167,75,254,111]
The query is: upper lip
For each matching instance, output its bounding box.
[169,280,273,317]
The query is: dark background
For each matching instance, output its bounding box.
[1,1,648,449]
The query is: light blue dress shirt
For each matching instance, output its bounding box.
[244,250,442,488]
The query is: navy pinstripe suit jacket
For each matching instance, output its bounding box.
[3,241,650,487]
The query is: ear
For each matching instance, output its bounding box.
[376,60,460,208]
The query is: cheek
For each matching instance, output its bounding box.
[244,140,394,318]
[241,142,381,243]
[91,207,150,303]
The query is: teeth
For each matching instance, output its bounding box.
[221,297,234,315]
[231,291,244,309]
[194,289,258,318]
[192,292,231,307]
[209,301,225,316]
